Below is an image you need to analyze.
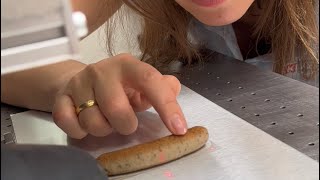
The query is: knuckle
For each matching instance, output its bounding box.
[113,53,143,67]
[168,75,181,85]
[142,66,162,82]
[167,75,181,94]
[69,64,100,89]
[85,63,101,80]
[68,74,83,89]
[52,109,71,125]
[116,53,134,61]
[107,101,129,115]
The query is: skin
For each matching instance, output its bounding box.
[1,0,254,139]
[175,0,254,26]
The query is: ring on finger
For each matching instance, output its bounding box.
[75,100,97,115]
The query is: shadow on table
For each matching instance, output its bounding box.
[67,111,171,156]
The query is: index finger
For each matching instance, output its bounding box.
[121,58,187,135]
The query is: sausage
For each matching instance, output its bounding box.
[96,126,209,176]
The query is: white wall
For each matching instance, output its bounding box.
[78,5,141,64]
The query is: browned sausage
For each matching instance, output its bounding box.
[97,126,209,176]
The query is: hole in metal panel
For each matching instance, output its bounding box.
[7,125,12,127]
[264,99,270,102]
[288,132,294,135]
[251,92,256,95]
[216,93,221,96]
[241,106,246,109]
[297,114,303,117]
[227,99,233,102]
[254,113,260,116]
[308,143,315,146]
[280,106,286,109]
[271,122,276,125]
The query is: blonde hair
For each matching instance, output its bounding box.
[105,0,319,79]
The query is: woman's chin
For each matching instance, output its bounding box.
[193,11,244,26]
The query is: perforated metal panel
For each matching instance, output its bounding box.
[177,52,319,161]
[1,104,26,144]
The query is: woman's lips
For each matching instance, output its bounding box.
[191,0,225,7]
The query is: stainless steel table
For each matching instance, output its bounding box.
[1,52,319,161]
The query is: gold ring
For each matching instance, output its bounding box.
[75,100,96,115]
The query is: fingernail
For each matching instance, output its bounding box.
[170,113,187,135]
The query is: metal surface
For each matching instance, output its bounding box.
[1,104,26,144]
[177,52,319,161]
[7,86,320,180]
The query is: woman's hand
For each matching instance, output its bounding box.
[52,54,187,139]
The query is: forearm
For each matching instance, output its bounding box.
[1,60,86,112]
